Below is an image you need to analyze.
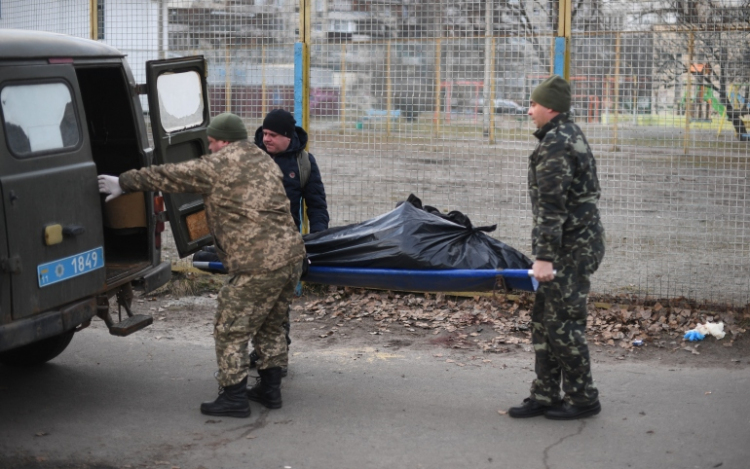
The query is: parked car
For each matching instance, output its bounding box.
[0,30,213,366]
[475,98,528,115]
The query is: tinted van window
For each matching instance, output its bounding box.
[1,82,79,157]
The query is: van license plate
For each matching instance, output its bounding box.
[37,247,105,288]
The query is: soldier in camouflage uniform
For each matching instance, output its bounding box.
[98,113,305,418]
[508,76,605,420]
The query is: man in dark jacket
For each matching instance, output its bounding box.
[507,75,605,421]
[254,108,329,233]
[247,109,329,371]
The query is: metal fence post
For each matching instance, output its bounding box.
[89,0,98,41]
[295,0,311,134]
[555,0,572,80]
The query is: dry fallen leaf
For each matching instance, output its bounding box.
[498,410,507,415]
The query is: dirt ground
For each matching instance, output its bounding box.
[99,271,750,371]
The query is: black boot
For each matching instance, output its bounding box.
[200,377,251,418]
[247,367,283,409]
[508,398,555,418]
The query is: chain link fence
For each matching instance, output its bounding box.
[2,0,749,305]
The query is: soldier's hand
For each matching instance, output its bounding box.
[532,260,556,282]
[98,175,124,202]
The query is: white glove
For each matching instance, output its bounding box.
[98,175,123,202]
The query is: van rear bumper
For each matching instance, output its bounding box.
[0,297,97,353]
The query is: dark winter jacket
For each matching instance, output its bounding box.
[528,112,604,262]
[255,125,329,233]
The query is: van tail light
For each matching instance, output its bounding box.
[154,194,166,249]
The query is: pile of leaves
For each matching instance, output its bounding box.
[295,285,749,353]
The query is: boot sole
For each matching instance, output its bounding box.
[544,404,601,420]
[200,408,251,418]
[508,409,547,418]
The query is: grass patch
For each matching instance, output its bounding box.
[149,271,226,298]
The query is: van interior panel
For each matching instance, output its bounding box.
[75,66,151,282]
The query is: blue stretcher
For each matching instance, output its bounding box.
[192,262,539,293]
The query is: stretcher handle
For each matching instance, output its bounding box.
[500,269,556,279]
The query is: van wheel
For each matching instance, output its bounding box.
[0,330,75,367]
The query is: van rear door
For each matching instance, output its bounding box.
[145,56,212,258]
[0,65,105,320]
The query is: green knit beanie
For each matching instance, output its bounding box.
[530,75,571,113]
[207,113,248,141]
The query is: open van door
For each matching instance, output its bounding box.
[145,56,213,258]
[0,65,105,320]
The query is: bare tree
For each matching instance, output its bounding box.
[645,0,750,140]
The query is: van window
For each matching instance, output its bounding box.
[1,82,80,157]
[156,71,204,132]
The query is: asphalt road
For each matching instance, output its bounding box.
[1,330,749,469]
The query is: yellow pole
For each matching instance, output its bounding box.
[90,0,98,40]
[557,0,572,80]
[298,0,312,235]
[482,0,493,139]
[300,0,312,134]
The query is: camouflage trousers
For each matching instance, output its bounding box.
[214,260,302,387]
[529,238,605,406]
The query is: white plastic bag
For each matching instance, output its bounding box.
[694,322,725,340]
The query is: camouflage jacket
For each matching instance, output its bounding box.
[120,139,306,274]
[528,113,604,261]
